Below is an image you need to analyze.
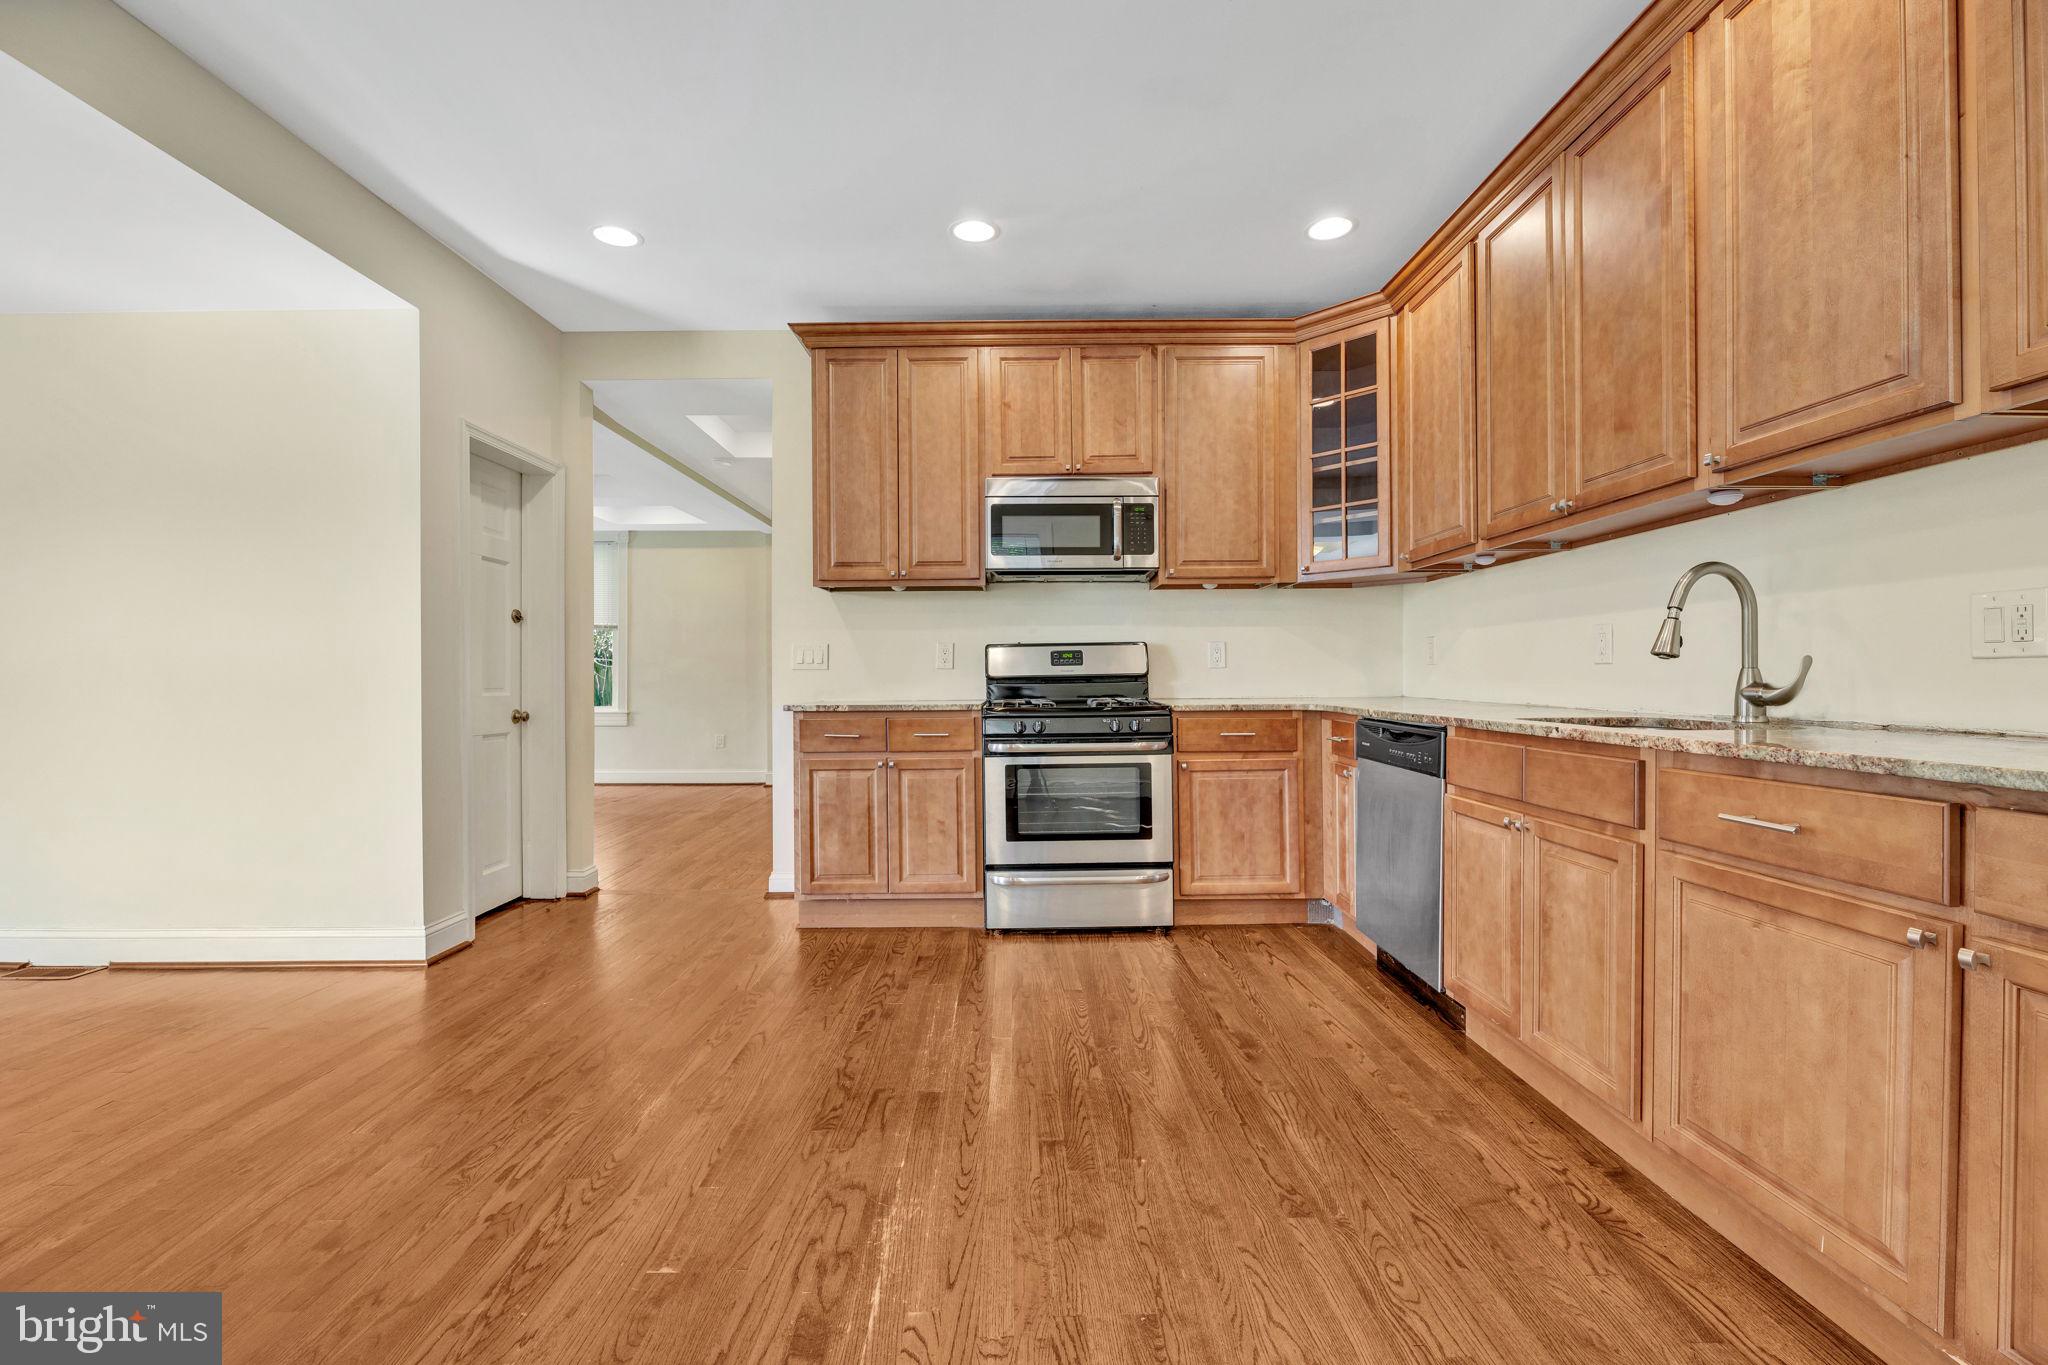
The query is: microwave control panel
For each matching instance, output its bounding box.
[1121,503,1156,555]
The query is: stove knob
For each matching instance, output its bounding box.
[1108,719,1123,733]
[1012,720,1028,735]
[1032,720,1048,734]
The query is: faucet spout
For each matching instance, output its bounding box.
[1650,560,1809,725]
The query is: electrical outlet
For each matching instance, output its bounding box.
[1971,589,2048,659]
[713,732,727,750]
[1593,624,1614,666]
[792,644,829,670]
[935,641,955,670]
[1425,635,1437,666]
[1206,640,1227,669]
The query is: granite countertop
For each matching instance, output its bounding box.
[785,700,980,712]
[1165,696,2048,795]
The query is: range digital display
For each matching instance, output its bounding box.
[1049,649,1084,667]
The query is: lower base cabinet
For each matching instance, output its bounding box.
[797,757,889,895]
[1961,935,2048,1364]
[1176,756,1302,897]
[797,750,979,897]
[1653,854,1958,1333]
[888,754,980,894]
[1324,754,1357,918]
[1444,796,1642,1118]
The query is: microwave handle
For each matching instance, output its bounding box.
[1112,499,1123,562]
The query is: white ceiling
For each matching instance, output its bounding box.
[588,378,773,515]
[113,0,1646,330]
[0,52,400,314]
[592,420,768,535]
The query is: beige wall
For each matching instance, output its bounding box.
[0,310,424,962]
[1402,440,2048,731]
[596,533,772,783]
[1,0,567,932]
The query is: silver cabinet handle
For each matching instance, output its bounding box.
[1905,927,1939,949]
[887,759,895,767]
[1958,947,1993,971]
[1717,813,1800,834]
[1328,735,1347,744]
[1219,731,1257,738]
[987,870,1172,888]
[1703,452,1722,468]
[1502,815,1515,828]
[874,760,884,768]
[823,732,862,739]
[912,732,951,738]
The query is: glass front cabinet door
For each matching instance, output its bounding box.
[1299,319,1394,577]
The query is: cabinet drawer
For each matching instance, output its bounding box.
[1176,712,1302,753]
[797,712,888,753]
[1658,767,1958,904]
[1525,747,1642,828]
[886,713,978,752]
[1968,808,2048,930]
[1320,714,1356,759]
[1449,735,1525,802]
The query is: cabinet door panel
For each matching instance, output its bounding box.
[1176,756,1301,896]
[1564,41,1695,507]
[1477,165,1568,538]
[798,757,889,895]
[898,348,983,583]
[1326,757,1358,919]
[984,347,1071,476]
[813,350,898,584]
[1695,0,1958,466]
[1160,347,1279,583]
[889,755,980,895]
[1524,819,1641,1119]
[1444,796,1522,1031]
[1961,936,2048,1364]
[1980,0,2048,395]
[1399,247,1479,563]
[1654,855,1957,1330]
[1074,346,1155,474]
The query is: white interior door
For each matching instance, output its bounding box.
[469,453,524,912]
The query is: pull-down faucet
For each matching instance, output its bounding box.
[1651,561,1812,725]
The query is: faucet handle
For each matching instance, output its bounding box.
[1740,654,1813,709]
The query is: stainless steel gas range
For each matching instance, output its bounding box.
[981,642,1174,931]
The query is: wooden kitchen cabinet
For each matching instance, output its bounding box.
[1561,37,1695,510]
[1176,754,1302,896]
[1444,795,1524,1031]
[1960,934,2048,1364]
[1653,853,1958,1331]
[796,756,891,895]
[1159,345,1283,584]
[887,754,980,894]
[1476,162,1568,539]
[1300,320,1394,575]
[983,346,1071,476]
[1693,0,1959,469]
[1978,0,2048,405]
[1073,345,1155,473]
[1522,817,1641,1119]
[1324,753,1357,919]
[1398,246,1479,565]
[797,713,981,897]
[814,348,982,587]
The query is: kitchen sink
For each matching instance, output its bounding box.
[1524,715,1736,731]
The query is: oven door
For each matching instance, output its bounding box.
[984,747,1174,867]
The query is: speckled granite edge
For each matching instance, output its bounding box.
[784,700,980,712]
[1164,697,2048,796]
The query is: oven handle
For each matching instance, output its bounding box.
[984,740,1172,755]
[987,870,1173,888]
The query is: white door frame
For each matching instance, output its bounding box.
[460,422,567,910]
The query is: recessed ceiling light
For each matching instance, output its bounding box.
[1307,216,1355,241]
[951,219,999,243]
[591,224,642,248]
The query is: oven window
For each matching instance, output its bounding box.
[989,503,1113,558]
[1007,763,1151,841]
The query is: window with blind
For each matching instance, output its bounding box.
[593,533,628,719]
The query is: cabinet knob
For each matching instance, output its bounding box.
[1958,947,1993,971]
[1702,452,1722,468]
[875,760,884,768]
[1905,927,1938,949]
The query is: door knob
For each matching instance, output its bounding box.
[511,709,530,724]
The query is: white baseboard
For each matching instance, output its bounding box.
[566,864,601,895]
[0,924,441,967]
[596,769,768,785]
[765,871,796,896]
[424,912,474,959]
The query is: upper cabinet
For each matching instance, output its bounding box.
[813,347,982,588]
[1693,0,1959,470]
[1398,246,1479,565]
[1978,0,2048,407]
[1562,38,1695,508]
[1476,162,1568,539]
[985,345,1155,477]
[1160,345,1285,585]
[1299,319,1393,577]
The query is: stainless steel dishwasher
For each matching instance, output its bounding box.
[1353,719,1457,1018]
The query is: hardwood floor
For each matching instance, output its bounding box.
[0,785,1875,1364]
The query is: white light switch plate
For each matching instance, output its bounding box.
[1424,636,1437,666]
[1206,640,1227,669]
[1972,589,2047,659]
[935,642,955,670]
[792,644,829,670]
[1593,624,1614,666]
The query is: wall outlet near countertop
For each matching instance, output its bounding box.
[1206,640,1227,669]
[792,643,829,670]
[713,732,727,750]
[1972,588,2047,658]
[1593,623,1614,666]
[935,641,955,670]
[1424,636,1436,666]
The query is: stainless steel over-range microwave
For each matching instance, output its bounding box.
[984,477,1159,582]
